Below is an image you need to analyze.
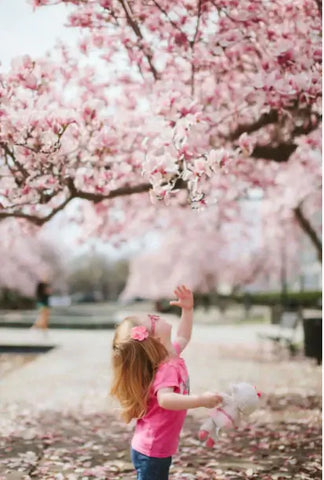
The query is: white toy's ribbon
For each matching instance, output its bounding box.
[212,407,237,429]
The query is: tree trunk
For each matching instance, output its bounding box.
[294,205,322,263]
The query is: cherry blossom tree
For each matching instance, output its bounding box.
[120,197,308,300]
[0,220,66,296]
[0,0,321,264]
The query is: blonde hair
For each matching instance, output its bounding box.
[110,316,168,423]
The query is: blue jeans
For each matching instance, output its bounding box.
[131,448,172,480]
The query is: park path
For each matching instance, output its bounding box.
[0,314,320,419]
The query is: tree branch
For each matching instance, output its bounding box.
[0,194,74,226]
[250,113,321,162]
[291,112,322,137]
[315,0,322,17]
[251,143,297,162]
[151,1,184,33]
[227,108,321,162]
[1,143,29,186]
[190,0,202,97]
[0,179,187,226]
[71,181,152,202]
[228,108,321,143]
[228,110,279,141]
[118,0,160,80]
[294,204,322,263]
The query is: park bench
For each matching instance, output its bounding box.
[258,310,302,356]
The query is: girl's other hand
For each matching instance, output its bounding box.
[199,392,223,408]
[169,285,194,310]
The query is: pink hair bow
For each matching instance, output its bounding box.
[131,325,149,341]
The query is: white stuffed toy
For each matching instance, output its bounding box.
[199,382,261,447]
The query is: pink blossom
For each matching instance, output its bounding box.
[238,133,255,157]
[0,0,320,273]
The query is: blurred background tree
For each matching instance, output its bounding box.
[67,252,129,302]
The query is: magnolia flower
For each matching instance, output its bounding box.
[238,133,255,157]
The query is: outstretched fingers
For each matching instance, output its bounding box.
[174,285,190,298]
[169,300,181,306]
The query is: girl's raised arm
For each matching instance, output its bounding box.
[170,285,194,353]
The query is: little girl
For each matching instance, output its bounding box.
[110,285,223,480]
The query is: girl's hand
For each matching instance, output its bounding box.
[199,392,223,409]
[220,393,232,405]
[169,285,194,310]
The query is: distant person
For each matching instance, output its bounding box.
[32,281,51,330]
[110,285,223,480]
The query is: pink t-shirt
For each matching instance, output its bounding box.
[131,343,189,458]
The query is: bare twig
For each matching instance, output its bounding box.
[1,143,29,184]
[118,0,160,80]
[151,1,184,33]
[190,0,202,48]
[190,0,202,97]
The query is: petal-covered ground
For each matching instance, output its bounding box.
[0,320,321,480]
[0,393,321,480]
